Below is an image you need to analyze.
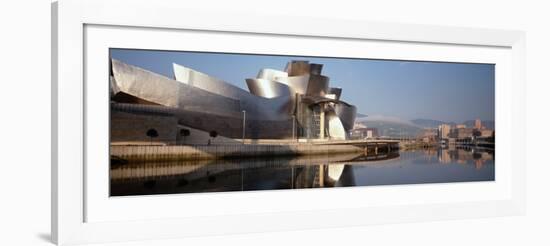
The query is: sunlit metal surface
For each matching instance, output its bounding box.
[274,74,328,97]
[173,62,294,120]
[327,110,346,140]
[306,74,329,96]
[257,68,288,81]
[110,58,360,141]
[112,59,240,112]
[109,76,119,97]
[274,75,310,95]
[173,63,248,100]
[335,103,357,132]
[112,59,180,107]
[285,60,311,76]
[328,87,342,100]
[245,78,291,98]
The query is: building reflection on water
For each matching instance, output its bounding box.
[437,146,494,169]
[110,148,494,196]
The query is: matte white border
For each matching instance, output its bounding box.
[53,0,525,245]
[85,25,511,222]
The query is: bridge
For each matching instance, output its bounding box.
[312,139,400,155]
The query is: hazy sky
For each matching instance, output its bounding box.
[110,49,495,123]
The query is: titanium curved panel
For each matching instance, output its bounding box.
[173,63,294,120]
[306,75,329,96]
[328,87,342,100]
[111,59,241,113]
[110,76,119,97]
[335,103,357,132]
[274,75,310,95]
[173,63,249,100]
[326,110,347,140]
[257,68,288,81]
[176,84,241,114]
[245,78,291,98]
[238,95,294,121]
[285,60,310,76]
[111,59,358,140]
[309,63,323,75]
[112,59,180,107]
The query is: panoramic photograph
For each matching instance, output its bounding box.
[109,48,495,196]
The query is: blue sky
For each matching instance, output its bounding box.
[110,49,495,123]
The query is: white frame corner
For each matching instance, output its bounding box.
[52,0,526,245]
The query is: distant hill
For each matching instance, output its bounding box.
[362,121,423,138]
[410,119,452,129]
[356,115,422,138]
[355,116,495,138]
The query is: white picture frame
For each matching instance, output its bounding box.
[52,0,526,245]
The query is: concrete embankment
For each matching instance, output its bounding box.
[111,143,365,162]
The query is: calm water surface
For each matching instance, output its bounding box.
[110,147,494,196]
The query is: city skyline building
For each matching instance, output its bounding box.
[475,118,482,129]
[438,124,451,140]
[456,124,466,129]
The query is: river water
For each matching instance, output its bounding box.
[110,146,494,196]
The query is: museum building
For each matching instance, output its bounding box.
[109,59,357,144]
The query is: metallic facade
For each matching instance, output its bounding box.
[110,58,358,143]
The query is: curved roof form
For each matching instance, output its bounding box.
[285,60,311,76]
[328,87,342,100]
[246,78,291,99]
[172,62,293,120]
[257,68,288,81]
[335,103,357,132]
[274,75,310,95]
[173,62,250,100]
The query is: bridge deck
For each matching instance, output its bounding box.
[311,139,399,146]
